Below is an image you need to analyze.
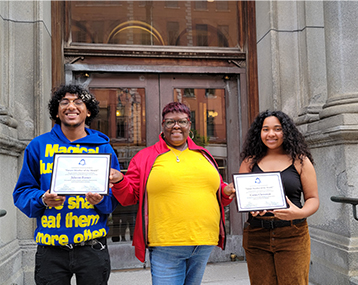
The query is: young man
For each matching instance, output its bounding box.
[13,84,122,285]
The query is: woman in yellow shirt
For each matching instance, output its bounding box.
[111,102,235,285]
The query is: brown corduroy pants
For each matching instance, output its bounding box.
[243,219,310,285]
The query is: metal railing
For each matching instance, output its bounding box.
[331,196,358,221]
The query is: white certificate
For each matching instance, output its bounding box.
[232,172,288,212]
[50,153,111,195]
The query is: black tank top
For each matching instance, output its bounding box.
[252,163,303,209]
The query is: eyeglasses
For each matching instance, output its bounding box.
[163,118,190,128]
[58,98,84,107]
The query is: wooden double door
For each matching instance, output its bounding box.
[72,71,247,268]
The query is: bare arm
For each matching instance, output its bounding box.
[238,158,252,174]
[271,157,319,220]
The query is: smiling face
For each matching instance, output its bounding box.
[162,111,191,149]
[260,116,284,151]
[57,93,90,129]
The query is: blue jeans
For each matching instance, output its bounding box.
[35,237,110,285]
[149,245,214,285]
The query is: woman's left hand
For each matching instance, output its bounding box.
[108,168,124,188]
[268,196,303,220]
[223,183,236,199]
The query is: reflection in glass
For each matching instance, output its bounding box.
[69,1,239,48]
[216,1,229,11]
[90,88,146,145]
[175,87,229,230]
[90,87,144,243]
[183,88,195,98]
[196,24,208,46]
[174,88,226,145]
[90,87,146,172]
[165,1,178,8]
[194,1,207,10]
[109,204,138,243]
[167,22,180,46]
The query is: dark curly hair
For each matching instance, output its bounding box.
[240,110,314,169]
[48,84,99,125]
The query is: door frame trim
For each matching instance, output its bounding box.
[65,63,245,75]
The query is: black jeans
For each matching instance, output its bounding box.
[35,238,110,285]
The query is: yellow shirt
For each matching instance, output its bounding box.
[147,147,220,246]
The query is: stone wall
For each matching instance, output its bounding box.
[0,1,52,284]
[256,1,358,284]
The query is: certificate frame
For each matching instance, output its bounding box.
[50,153,112,195]
[232,172,288,212]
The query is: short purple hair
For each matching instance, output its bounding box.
[162,102,191,120]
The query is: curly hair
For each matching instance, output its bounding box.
[240,110,314,168]
[48,84,99,125]
[162,102,191,121]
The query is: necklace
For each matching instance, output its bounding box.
[169,143,187,162]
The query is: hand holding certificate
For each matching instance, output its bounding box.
[232,172,288,212]
[50,153,111,195]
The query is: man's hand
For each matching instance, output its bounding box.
[42,190,66,207]
[86,192,104,205]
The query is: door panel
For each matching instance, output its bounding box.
[88,73,161,146]
[160,74,229,177]
[87,73,236,174]
[82,72,244,268]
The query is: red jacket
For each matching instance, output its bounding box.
[112,134,232,263]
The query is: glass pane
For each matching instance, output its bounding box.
[174,87,226,180]
[89,87,146,171]
[69,1,239,47]
[175,87,229,231]
[108,204,138,243]
[90,87,144,243]
[174,88,226,145]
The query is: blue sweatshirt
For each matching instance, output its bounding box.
[13,124,120,246]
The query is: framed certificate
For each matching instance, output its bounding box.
[50,153,112,195]
[232,172,288,212]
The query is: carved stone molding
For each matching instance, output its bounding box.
[0,135,27,157]
[304,113,358,148]
[296,104,323,126]
[320,93,358,119]
[0,115,18,129]
[0,104,18,129]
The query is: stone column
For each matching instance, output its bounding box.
[307,2,358,284]
[320,1,358,119]
[0,1,52,284]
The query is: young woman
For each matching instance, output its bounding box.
[239,110,319,285]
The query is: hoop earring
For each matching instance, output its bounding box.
[189,130,194,140]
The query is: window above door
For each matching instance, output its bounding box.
[52,1,258,123]
[68,1,240,49]
[60,1,248,60]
